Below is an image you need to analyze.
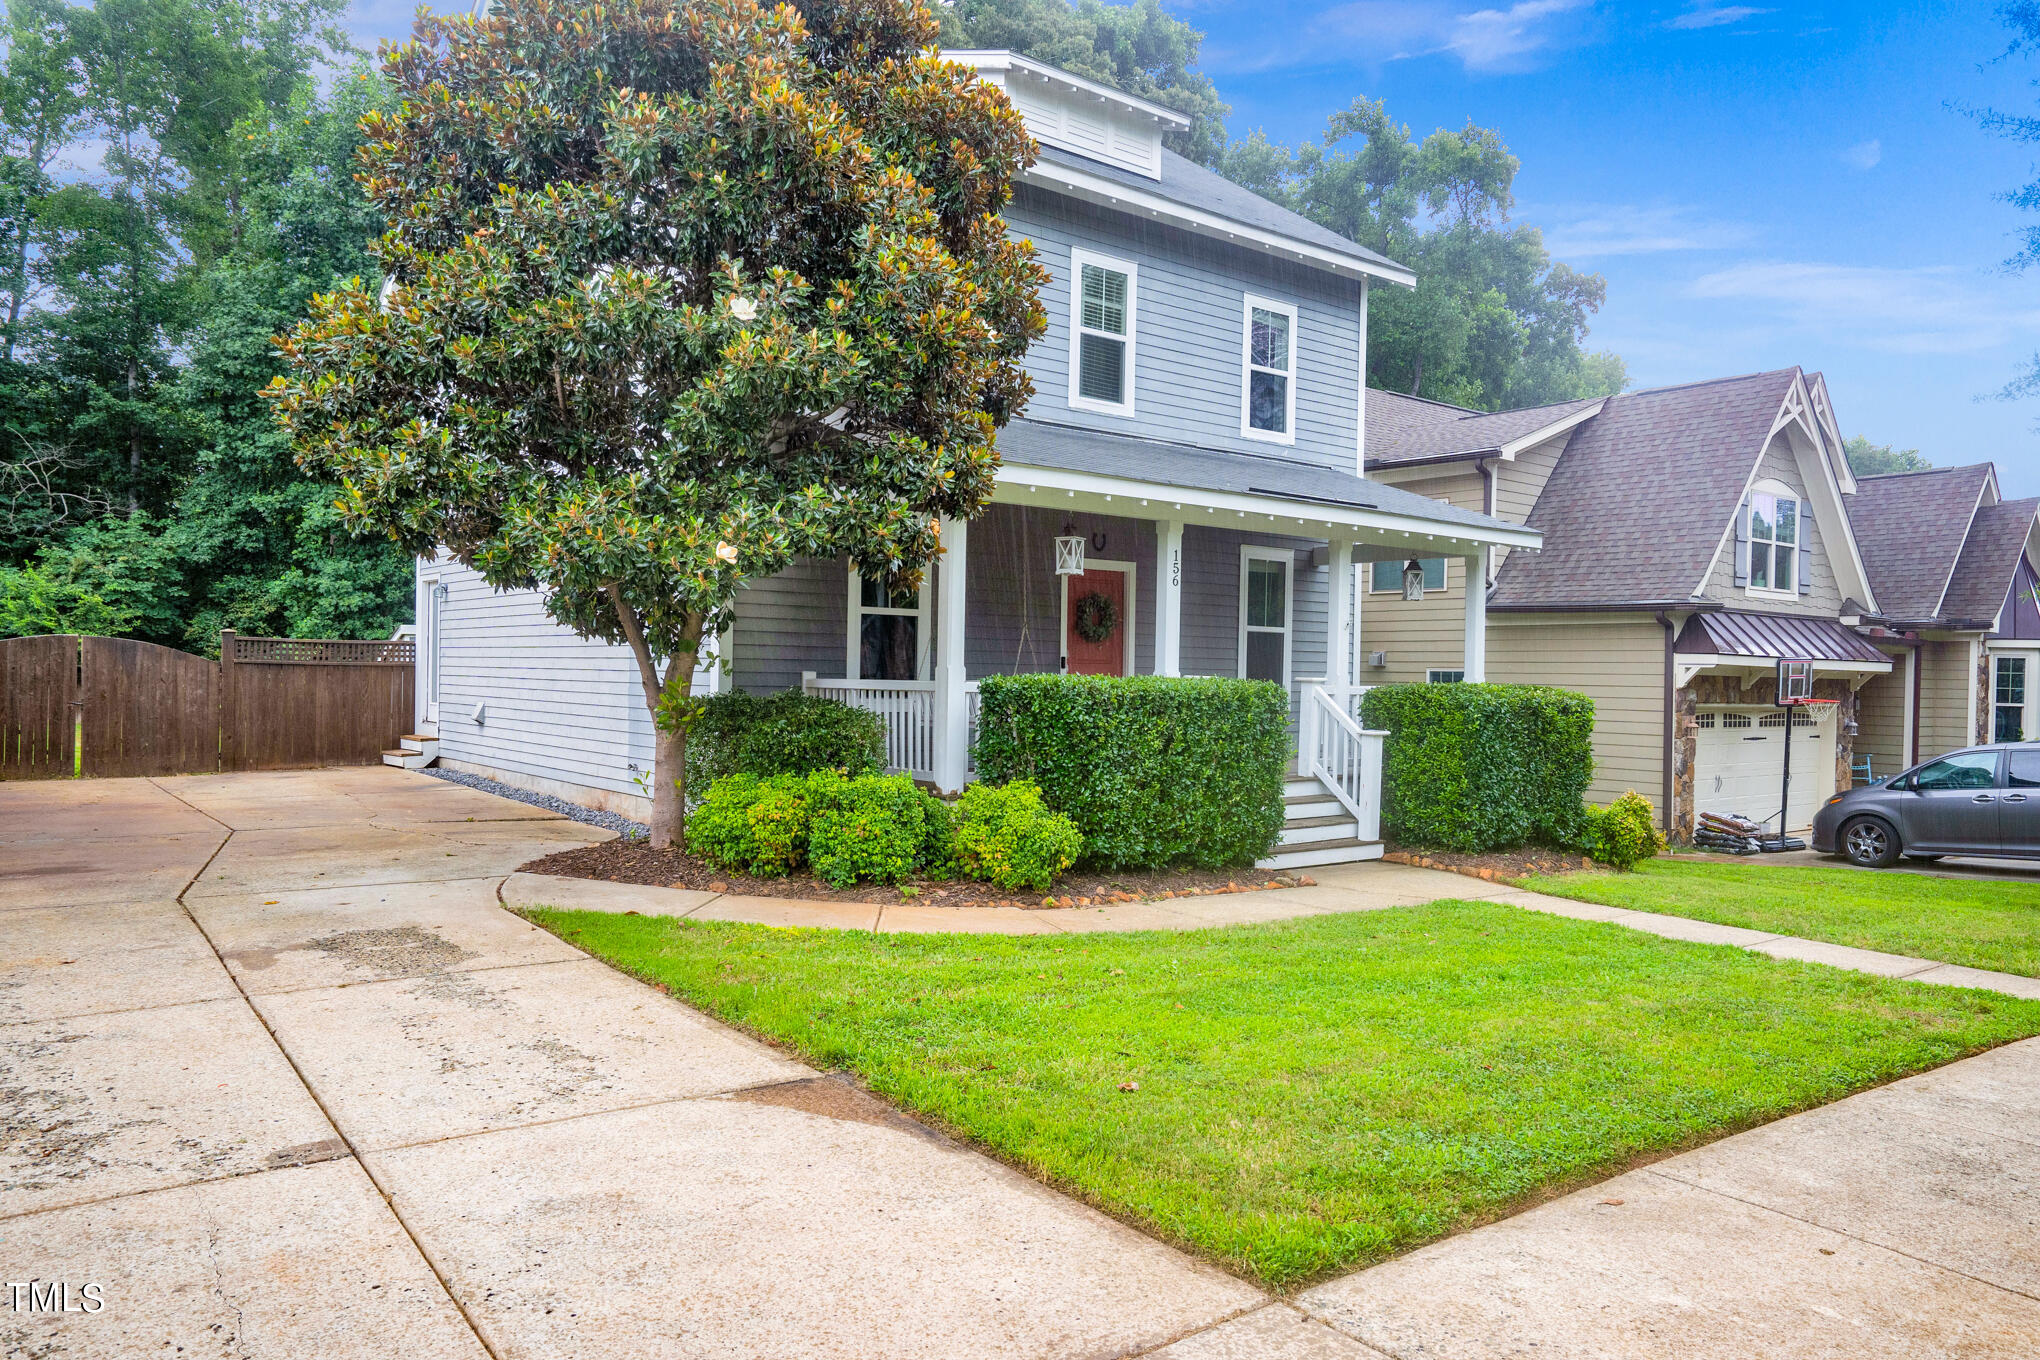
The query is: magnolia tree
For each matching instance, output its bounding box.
[273,0,1047,845]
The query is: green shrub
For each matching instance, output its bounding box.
[805,772,942,887]
[685,689,884,789]
[973,674,1288,870]
[952,780,1085,892]
[686,769,948,885]
[686,774,812,876]
[1359,683,1595,853]
[1584,791,1666,870]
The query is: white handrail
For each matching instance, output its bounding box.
[1299,684,1384,840]
[802,673,980,782]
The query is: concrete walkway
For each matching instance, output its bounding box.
[7,767,2039,1359]
[506,867,2040,1001]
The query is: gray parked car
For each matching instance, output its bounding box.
[1813,743,2040,867]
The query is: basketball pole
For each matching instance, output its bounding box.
[1777,701,1792,836]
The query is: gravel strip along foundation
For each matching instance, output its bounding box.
[424,767,648,839]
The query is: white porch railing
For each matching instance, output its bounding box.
[802,673,979,782]
[1298,684,1385,841]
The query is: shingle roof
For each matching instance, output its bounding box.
[1489,369,1802,609]
[1364,393,1604,466]
[993,417,1524,537]
[1941,496,2039,625]
[1843,465,1995,621]
[1032,144,1413,282]
[1674,611,1891,666]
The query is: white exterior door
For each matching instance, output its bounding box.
[423,578,443,725]
[1694,706,1836,834]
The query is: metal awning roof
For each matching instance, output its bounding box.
[1675,611,1890,666]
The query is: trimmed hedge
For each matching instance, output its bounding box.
[1359,682,1595,853]
[686,771,949,886]
[685,690,884,789]
[974,674,1289,870]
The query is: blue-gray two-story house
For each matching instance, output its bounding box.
[401,50,1539,868]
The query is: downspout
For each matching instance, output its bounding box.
[1476,456,1497,588]
[1656,611,1676,835]
[1909,641,1922,766]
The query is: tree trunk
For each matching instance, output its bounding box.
[606,584,703,850]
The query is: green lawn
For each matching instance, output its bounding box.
[528,900,2040,1289]
[1519,859,2040,978]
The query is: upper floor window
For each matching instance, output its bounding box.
[1747,485,1799,594]
[1240,296,1296,442]
[1069,249,1136,415]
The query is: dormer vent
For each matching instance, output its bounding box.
[945,50,1187,181]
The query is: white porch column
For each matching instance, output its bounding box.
[1326,535,1355,690]
[1155,518,1184,676]
[933,515,969,793]
[1462,547,1488,682]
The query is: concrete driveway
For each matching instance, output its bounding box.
[1,767,1275,1360]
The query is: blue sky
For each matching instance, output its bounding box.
[1187,0,2040,495]
[341,1,2040,495]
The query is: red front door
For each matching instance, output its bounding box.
[1065,568,1128,676]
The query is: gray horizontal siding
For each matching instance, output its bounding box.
[1181,525,1329,703]
[966,504,1156,679]
[733,554,848,693]
[1008,186,1363,472]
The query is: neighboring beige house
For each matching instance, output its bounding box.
[1352,367,2034,840]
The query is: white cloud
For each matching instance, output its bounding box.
[1539,202,1756,258]
[1666,3,1771,29]
[1841,139,1882,170]
[1246,0,1594,74]
[1686,262,2040,356]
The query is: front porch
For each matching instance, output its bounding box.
[737,429,1538,866]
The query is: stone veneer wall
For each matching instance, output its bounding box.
[1977,644,1993,746]
[1668,674,1858,843]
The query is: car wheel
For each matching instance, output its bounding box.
[1841,817,1901,869]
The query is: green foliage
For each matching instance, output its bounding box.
[941,0,1230,165]
[952,779,1083,892]
[0,511,186,642]
[684,690,885,789]
[1843,436,1932,478]
[1360,682,1595,853]
[686,769,949,885]
[1217,104,1624,410]
[806,772,943,888]
[973,674,1288,870]
[1580,792,1665,871]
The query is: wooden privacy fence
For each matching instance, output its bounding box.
[0,631,414,779]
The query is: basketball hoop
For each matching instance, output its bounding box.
[1776,659,1815,705]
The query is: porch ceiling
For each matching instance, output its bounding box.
[991,418,1541,554]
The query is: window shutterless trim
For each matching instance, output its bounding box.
[1067,247,1137,417]
[845,568,930,681]
[1237,544,1294,688]
[1744,479,1800,598]
[1239,293,1297,445]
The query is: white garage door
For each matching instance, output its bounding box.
[1693,707,1836,834]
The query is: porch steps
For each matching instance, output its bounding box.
[381,733,440,771]
[1258,775,1383,870]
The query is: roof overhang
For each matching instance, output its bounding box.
[1366,400,1607,472]
[947,51,1190,130]
[1019,158,1417,289]
[992,461,1541,552]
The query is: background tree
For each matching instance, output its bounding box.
[273,0,1048,846]
[1844,435,1932,478]
[1973,3,2040,410]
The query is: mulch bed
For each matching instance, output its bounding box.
[519,838,1314,908]
[1383,845,1598,883]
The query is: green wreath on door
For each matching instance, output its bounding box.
[1073,590,1119,644]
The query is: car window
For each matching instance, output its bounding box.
[1913,752,2001,791]
[2009,750,2040,788]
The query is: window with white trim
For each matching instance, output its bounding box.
[1997,655,2028,743]
[1068,250,1135,414]
[848,573,926,681]
[1427,669,1465,684]
[1369,557,1446,593]
[1240,296,1296,441]
[1238,547,1291,686]
[1747,487,1800,593]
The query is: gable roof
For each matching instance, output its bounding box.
[1490,369,1801,609]
[1028,144,1415,286]
[1364,393,1605,467]
[1942,496,2039,625]
[1843,464,1996,622]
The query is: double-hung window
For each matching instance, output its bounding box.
[1240,296,1296,442]
[1747,487,1800,593]
[1238,547,1292,686]
[1369,557,1446,593]
[1069,250,1136,414]
[848,573,926,681]
[1997,655,2029,742]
